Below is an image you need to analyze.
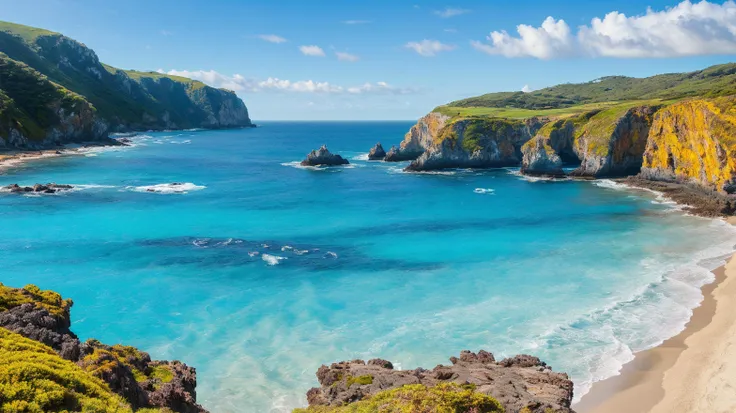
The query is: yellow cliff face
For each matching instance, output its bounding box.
[642,98,736,192]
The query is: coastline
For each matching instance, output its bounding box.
[576,217,736,413]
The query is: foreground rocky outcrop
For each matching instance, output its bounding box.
[641,97,736,193]
[0,283,207,413]
[301,145,350,167]
[299,350,574,413]
[2,183,74,194]
[385,112,449,162]
[367,142,386,160]
[406,117,544,171]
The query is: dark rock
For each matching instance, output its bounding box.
[300,145,350,167]
[304,350,574,413]
[0,303,82,361]
[384,145,422,162]
[368,143,386,160]
[2,183,74,194]
[367,358,393,369]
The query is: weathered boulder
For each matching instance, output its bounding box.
[406,117,544,171]
[301,145,350,167]
[385,112,449,162]
[367,142,386,160]
[303,350,574,413]
[641,97,736,193]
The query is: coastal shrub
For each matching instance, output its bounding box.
[0,283,72,318]
[0,327,134,412]
[292,383,504,413]
[346,375,373,388]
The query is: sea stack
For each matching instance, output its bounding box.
[301,145,350,166]
[368,142,387,160]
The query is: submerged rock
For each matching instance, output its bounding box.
[2,183,74,194]
[301,145,350,166]
[367,142,386,160]
[302,350,574,413]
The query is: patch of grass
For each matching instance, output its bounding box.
[292,383,504,413]
[0,21,57,43]
[0,283,72,318]
[149,365,174,385]
[0,327,134,413]
[346,375,373,388]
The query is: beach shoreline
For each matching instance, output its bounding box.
[575,216,736,413]
[0,141,125,172]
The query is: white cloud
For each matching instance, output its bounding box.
[299,45,326,56]
[472,0,736,59]
[405,39,456,56]
[336,51,360,62]
[160,69,418,95]
[342,20,371,24]
[434,7,471,18]
[258,34,287,44]
[444,28,457,33]
[522,85,532,93]
[160,30,173,36]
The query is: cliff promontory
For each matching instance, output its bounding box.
[0,283,207,413]
[0,20,252,149]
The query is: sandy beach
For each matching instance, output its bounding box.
[576,218,736,413]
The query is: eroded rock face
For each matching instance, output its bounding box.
[385,112,449,162]
[368,143,386,160]
[304,350,574,413]
[0,284,208,413]
[641,98,736,193]
[301,145,350,166]
[406,117,544,171]
[571,105,659,177]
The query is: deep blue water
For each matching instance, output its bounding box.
[1,122,735,412]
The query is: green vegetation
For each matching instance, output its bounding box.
[0,283,72,318]
[0,327,134,413]
[445,63,736,112]
[346,375,374,388]
[0,21,57,42]
[292,383,504,413]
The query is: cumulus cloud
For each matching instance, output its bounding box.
[258,34,287,44]
[159,69,418,95]
[336,51,360,62]
[521,85,532,93]
[342,20,371,24]
[472,0,736,59]
[434,7,471,18]
[405,39,456,56]
[299,45,326,56]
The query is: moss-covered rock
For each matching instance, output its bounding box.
[641,97,736,192]
[294,382,504,413]
[0,283,72,319]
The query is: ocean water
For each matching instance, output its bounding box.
[1,122,735,412]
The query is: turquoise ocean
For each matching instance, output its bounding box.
[1,122,735,412]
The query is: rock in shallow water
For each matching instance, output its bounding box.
[367,142,386,160]
[3,183,74,194]
[301,145,350,166]
[303,350,574,413]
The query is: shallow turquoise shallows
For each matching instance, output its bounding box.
[1,122,735,413]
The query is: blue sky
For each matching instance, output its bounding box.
[2,0,736,120]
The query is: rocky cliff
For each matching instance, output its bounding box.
[0,53,110,149]
[406,116,544,171]
[641,97,736,193]
[520,105,659,178]
[0,20,252,148]
[295,350,574,413]
[385,112,449,161]
[0,283,207,413]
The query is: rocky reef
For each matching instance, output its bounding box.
[406,117,544,171]
[385,112,449,162]
[297,350,574,413]
[301,145,350,167]
[0,21,253,149]
[641,97,736,193]
[2,183,74,194]
[0,283,207,413]
[367,142,386,160]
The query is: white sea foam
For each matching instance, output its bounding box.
[473,188,495,195]
[352,153,369,161]
[248,251,260,257]
[262,254,287,266]
[324,251,338,259]
[127,183,205,194]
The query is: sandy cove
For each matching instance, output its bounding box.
[576,217,736,413]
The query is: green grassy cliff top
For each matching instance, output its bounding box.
[0,21,58,43]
